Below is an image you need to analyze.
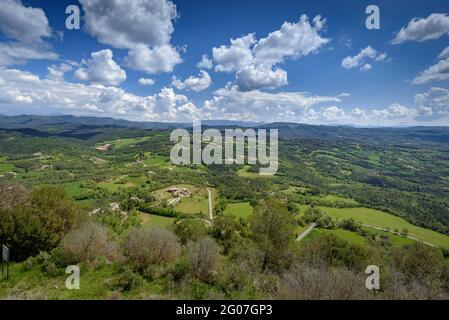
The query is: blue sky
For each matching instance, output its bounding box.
[0,0,448,125]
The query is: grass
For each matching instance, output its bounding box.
[308,228,366,246]
[320,195,359,206]
[140,213,176,228]
[223,202,254,219]
[142,154,170,167]
[363,227,416,247]
[237,165,274,178]
[0,157,16,174]
[62,181,85,198]
[302,228,368,247]
[315,206,449,248]
[98,175,147,192]
[174,196,209,215]
[0,262,167,300]
[102,136,151,149]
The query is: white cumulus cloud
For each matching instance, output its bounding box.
[203,84,342,122]
[124,44,181,74]
[138,78,155,86]
[47,63,74,81]
[235,65,288,91]
[392,13,449,44]
[79,0,182,74]
[210,15,329,91]
[0,0,57,66]
[342,46,387,71]
[413,47,449,84]
[414,87,449,118]
[197,54,213,69]
[413,58,449,84]
[0,67,199,121]
[74,49,127,86]
[172,70,212,92]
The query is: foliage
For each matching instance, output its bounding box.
[60,222,123,264]
[187,237,221,284]
[250,198,295,272]
[172,219,208,245]
[0,185,79,260]
[125,227,181,269]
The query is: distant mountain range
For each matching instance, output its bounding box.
[1,114,449,145]
[0,114,261,130]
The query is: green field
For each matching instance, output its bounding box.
[140,213,176,228]
[223,202,254,219]
[315,228,367,246]
[62,181,86,198]
[102,136,151,149]
[237,165,274,178]
[316,206,449,248]
[174,196,209,215]
[142,154,170,167]
[0,157,16,174]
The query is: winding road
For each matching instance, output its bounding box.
[207,188,213,220]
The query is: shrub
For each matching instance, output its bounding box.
[339,218,361,232]
[125,227,181,269]
[172,219,208,245]
[299,234,372,271]
[302,207,335,229]
[187,237,221,283]
[168,258,189,283]
[210,214,242,254]
[391,242,444,283]
[113,265,143,292]
[60,222,123,264]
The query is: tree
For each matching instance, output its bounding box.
[125,227,181,269]
[250,198,295,272]
[187,237,221,283]
[401,228,409,237]
[60,222,122,264]
[299,234,372,272]
[0,185,79,260]
[172,218,208,245]
[210,214,242,254]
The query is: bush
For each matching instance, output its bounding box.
[125,227,181,269]
[339,219,361,233]
[210,214,242,254]
[113,265,143,292]
[172,219,208,245]
[302,207,335,229]
[168,258,190,283]
[299,234,372,271]
[187,237,221,283]
[60,222,123,264]
[392,242,444,283]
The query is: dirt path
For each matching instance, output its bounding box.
[207,188,213,220]
[296,223,317,242]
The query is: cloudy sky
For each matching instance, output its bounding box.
[0,0,448,126]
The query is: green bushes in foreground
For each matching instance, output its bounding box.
[1,186,449,300]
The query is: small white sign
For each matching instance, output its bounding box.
[2,245,9,263]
